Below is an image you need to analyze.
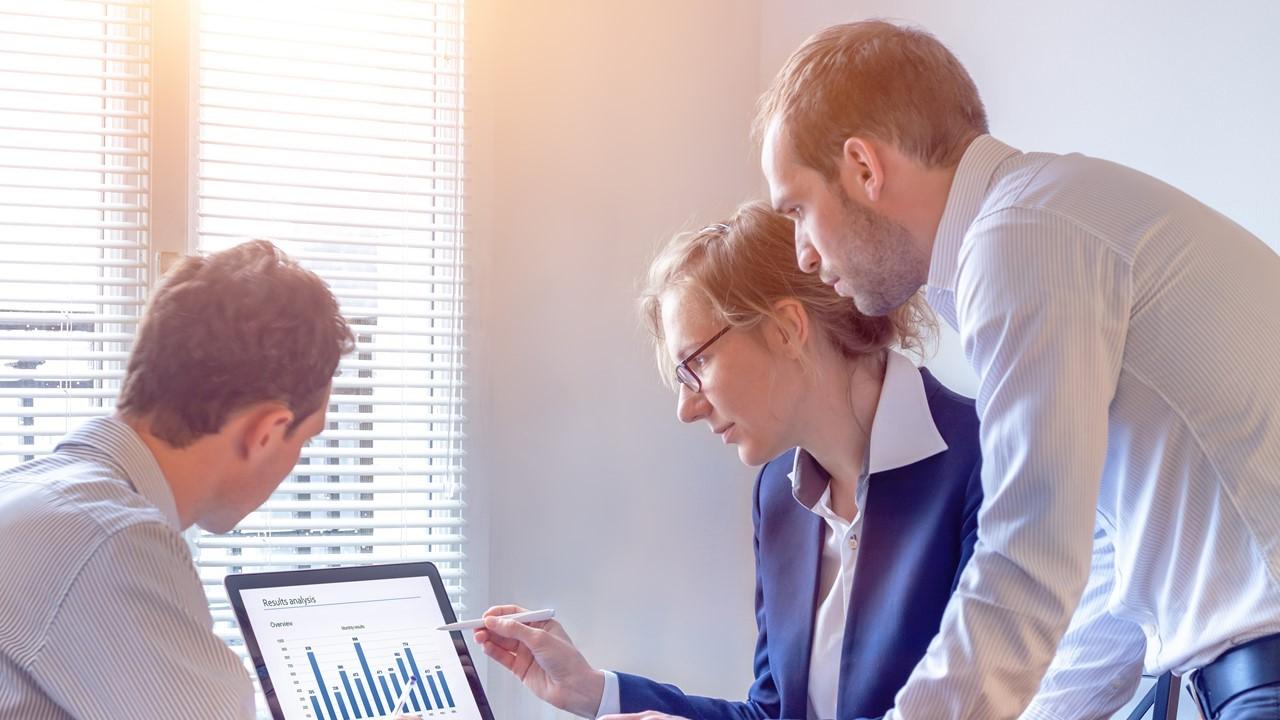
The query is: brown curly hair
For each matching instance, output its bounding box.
[118,240,355,447]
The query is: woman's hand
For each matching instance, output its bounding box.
[473,604,606,718]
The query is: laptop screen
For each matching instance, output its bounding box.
[228,563,493,720]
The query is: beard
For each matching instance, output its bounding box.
[826,189,928,317]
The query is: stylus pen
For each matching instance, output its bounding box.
[389,676,416,718]
[437,607,556,631]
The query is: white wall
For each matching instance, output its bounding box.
[467,2,764,717]
[759,1,1280,717]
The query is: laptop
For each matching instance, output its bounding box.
[226,562,496,720]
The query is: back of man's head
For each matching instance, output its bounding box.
[756,19,989,178]
[118,240,355,448]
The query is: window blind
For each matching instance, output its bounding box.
[0,0,151,465]
[189,0,469,691]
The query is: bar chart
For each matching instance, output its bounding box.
[298,637,458,719]
[238,576,482,719]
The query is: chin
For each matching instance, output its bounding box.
[198,514,243,535]
[737,444,778,468]
[850,290,895,317]
[855,280,924,317]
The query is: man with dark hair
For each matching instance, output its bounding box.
[0,240,355,719]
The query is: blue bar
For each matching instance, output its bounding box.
[354,676,374,717]
[353,641,385,716]
[306,648,338,720]
[388,669,403,702]
[425,675,444,709]
[335,690,350,720]
[339,668,362,718]
[403,646,432,710]
[395,655,422,712]
[377,673,395,712]
[436,667,454,708]
[310,694,325,719]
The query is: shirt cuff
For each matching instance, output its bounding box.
[595,670,621,717]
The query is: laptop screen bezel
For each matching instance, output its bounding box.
[225,561,496,720]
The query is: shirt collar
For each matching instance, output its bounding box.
[56,416,182,530]
[927,134,1021,295]
[788,350,950,509]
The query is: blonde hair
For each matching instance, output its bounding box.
[755,19,988,178]
[639,201,934,385]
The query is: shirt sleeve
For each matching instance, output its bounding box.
[887,207,1134,719]
[596,670,621,717]
[28,521,256,720]
[1020,525,1147,720]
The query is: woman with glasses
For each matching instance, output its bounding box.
[474,201,983,720]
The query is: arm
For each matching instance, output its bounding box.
[29,522,255,720]
[476,609,771,720]
[1019,526,1146,720]
[887,208,1134,719]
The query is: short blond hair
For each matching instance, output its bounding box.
[755,20,988,177]
[639,201,933,385]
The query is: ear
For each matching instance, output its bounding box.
[237,403,295,461]
[839,137,885,203]
[766,298,810,360]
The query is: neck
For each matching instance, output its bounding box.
[117,412,228,530]
[879,139,971,276]
[900,163,959,268]
[799,351,886,521]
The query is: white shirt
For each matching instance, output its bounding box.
[885,135,1280,720]
[596,350,948,718]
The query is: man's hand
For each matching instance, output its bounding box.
[473,604,606,718]
[599,714,690,720]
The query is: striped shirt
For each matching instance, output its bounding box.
[885,135,1280,720]
[0,416,254,719]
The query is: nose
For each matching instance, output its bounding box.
[676,384,710,424]
[796,230,820,274]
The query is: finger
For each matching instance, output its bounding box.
[507,639,538,680]
[482,604,529,618]
[474,627,520,654]
[483,614,546,647]
[479,638,518,673]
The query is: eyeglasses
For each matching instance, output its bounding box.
[674,325,732,393]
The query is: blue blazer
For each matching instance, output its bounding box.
[617,368,983,720]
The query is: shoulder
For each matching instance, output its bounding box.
[0,458,189,667]
[0,451,172,538]
[911,369,983,508]
[919,368,980,453]
[754,449,798,509]
[981,150,1134,219]
[970,152,1161,268]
